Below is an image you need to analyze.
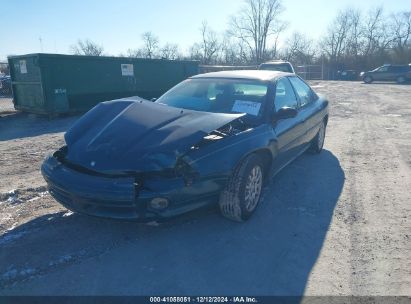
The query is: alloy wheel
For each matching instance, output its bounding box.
[244,165,263,212]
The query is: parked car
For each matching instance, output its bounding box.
[0,75,12,96]
[258,60,295,73]
[360,64,411,84]
[337,70,358,81]
[42,70,329,222]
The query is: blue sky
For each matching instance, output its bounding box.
[1,0,410,61]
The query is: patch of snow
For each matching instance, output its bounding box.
[63,211,74,217]
[27,191,49,202]
[385,114,402,117]
[7,196,17,203]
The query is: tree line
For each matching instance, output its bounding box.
[70,0,410,76]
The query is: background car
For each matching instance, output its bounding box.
[360,64,411,84]
[337,70,358,81]
[42,70,328,222]
[258,60,295,73]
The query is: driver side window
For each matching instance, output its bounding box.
[274,78,298,111]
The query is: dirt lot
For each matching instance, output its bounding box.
[0,81,410,296]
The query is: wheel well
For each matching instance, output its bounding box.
[232,149,273,182]
[324,115,329,126]
[252,149,272,183]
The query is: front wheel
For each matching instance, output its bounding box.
[219,154,265,222]
[397,76,406,84]
[309,121,326,154]
[363,76,373,84]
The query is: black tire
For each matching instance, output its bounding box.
[308,121,326,154]
[219,154,265,222]
[363,76,373,84]
[397,76,406,84]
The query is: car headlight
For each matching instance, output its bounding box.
[360,72,365,77]
[150,198,169,210]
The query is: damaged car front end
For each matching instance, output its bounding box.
[42,97,254,221]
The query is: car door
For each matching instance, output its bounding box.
[271,77,305,171]
[374,66,390,81]
[288,76,325,147]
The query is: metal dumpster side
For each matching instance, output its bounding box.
[8,54,199,115]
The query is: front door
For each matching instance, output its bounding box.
[271,77,305,171]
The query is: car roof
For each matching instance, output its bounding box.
[191,70,294,82]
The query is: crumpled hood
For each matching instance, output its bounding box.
[64,97,244,173]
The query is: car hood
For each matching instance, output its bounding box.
[64,97,244,173]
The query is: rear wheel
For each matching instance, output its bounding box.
[363,76,373,84]
[397,76,406,84]
[219,154,264,222]
[309,121,326,154]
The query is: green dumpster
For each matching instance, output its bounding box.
[8,53,199,114]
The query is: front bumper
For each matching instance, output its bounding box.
[41,155,225,221]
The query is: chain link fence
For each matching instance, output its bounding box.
[0,77,12,95]
[0,62,12,97]
[0,61,15,114]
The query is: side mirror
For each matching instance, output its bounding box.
[274,107,298,121]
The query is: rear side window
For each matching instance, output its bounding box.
[274,78,298,110]
[289,77,315,107]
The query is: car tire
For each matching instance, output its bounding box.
[308,121,326,154]
[219,154,265,222]
[363,76,373,84]
[397,76,406,84]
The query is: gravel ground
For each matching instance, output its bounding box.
[0,81,410,296]
[0,98,15,114]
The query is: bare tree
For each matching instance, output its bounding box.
[126,48,144,58]
[389,11,411,62]
[345,9,362,62]
[321,9,353,63]
[390,11,411,48]
[188,21,221,64]
[200,21,220,64]
[362,7,385,57]
[282,32,316,64]
[220,34,250,65]
[188,43,203,61]
[141,32,159,59]
[160,43,180,60]
[70,39,104,56]
[229,0,286,63]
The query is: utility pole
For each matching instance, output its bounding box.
[39,37,43,52]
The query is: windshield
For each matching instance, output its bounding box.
[156,78,268,120]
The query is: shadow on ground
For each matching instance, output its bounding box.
[0,150,344,296]
[0,112,79,141]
